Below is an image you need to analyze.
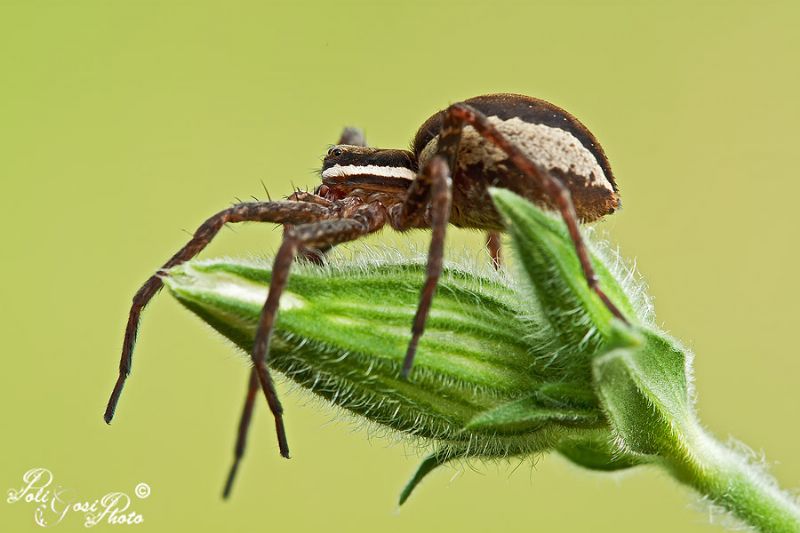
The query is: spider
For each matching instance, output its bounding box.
[104,93,625,497]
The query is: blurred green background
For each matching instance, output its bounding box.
[2,1,798,531]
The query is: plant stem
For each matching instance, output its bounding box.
[666,423,800,532]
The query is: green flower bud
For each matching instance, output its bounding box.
[165,259,607,458]
[162,190,799,532]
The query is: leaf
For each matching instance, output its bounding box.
[592,324,692,457]
[464,394,602,434]
[490,188,639,357]
[165,259,601,451]
[399,449,459,506]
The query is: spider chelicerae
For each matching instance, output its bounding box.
[104,92,625,497]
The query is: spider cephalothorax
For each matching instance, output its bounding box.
[104,92,626,497]
[318,145,418,201]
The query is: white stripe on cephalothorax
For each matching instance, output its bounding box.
[322,164,416,181]
[419,116,613,191]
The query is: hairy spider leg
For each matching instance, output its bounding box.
[401,155,453,378]
[223,127,371,497]
[223,369,259,498]
[246,205,388,441]
[487,231,502,269]
[394,108,477,378]
[105,201,333,454]
[392,157,456,378]
[336,126,367,147]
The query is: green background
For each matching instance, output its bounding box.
[2,1,798,531]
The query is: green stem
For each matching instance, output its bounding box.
[666,424,800,533]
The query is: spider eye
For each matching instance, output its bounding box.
[327,147,344,157]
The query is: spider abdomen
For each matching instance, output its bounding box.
[414,93,620,225]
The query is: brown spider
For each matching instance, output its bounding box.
[104,93,625,497]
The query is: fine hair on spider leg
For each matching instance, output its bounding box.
[106,94,626,498]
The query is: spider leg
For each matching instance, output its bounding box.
[390,105,468,378]
[486,231,502,270]
[285,194,335,265]
[286,190,334,207]
[391,156,453,378]
[222,368,259,499]
[291,126,368,265]
[105,200,333,425]
[250,205,388,455]
[337,126,367,147]
[446,104,628,323]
